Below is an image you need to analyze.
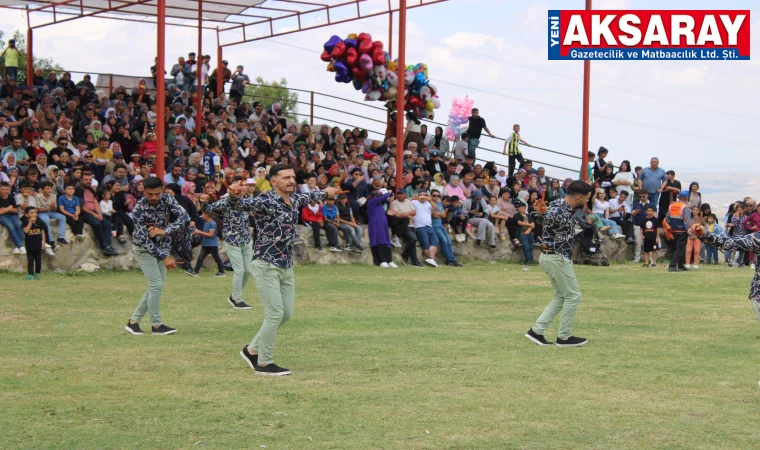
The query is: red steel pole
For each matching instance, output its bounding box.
[394,0,406,190]
[196,0,203,137]
[216,45,223,98]
[156,0,167,179]
[388,11,393,60]
[581,0,592,182]
[26,28,33,85]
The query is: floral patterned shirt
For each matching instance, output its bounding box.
[535,199,579,260]
[229,190,327,268]
[132,193,190,260]
[200,196,253,247]
[700,232,760,301]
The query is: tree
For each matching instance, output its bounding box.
[242,77,298,121]
[0,29,64,83]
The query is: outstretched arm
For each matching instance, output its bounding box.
[694,225,760,253]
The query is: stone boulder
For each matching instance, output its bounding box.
[0,222,663,273]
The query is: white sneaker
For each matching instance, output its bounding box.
[388,262,398,268]
[13,247,21,255]
[425,258,439,268]
[45,248,55,256]
[684,264,691,269]
[20,247,26,255]
[693,264,699,269]
[613,233,626,239]
[752,264,756,269]
[390,237,402,248]
[380,262,390,268]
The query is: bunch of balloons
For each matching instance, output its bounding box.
[320,33,440,119]
[445,97,476,142]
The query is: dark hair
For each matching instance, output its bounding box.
[598,146,608,155]
[646,205,656,211]
[566,180,594,197]
[269,163,294,177]
[207,135,219,149]
[114,163,128,172]
[98,137,109,143]
[19,180,32,189]
[25,206,37,214]
[618,160,631,172]
[143,177,163,190]
[40,181,54,189]
[587,151,595,158]
[351,168,363,176]
[666,170,675,176]
[0,181,10,188]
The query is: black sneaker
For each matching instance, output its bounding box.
[255,363,291,376]
[642,264,650,268]
[556,336,587,347]
[352,246,363,253]
[151,324,177,335]
[102,246,119,256]
[411,262,424,268]
[240,346,258,370]
[228,295,252,310]
[668,267,684,272]
[125,321,144,335]
[525,328,552,346]
[475,240,482,247]
[401,255,410,266]
[57,238,69,245]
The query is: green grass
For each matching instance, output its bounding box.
[1,262,759,449]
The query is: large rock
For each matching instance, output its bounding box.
[0,223,662,273]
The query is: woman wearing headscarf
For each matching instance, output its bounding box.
[430,126,450,157]
[108,180,134,244]
[163,183,199,272]
[59,72,77,99]
[405,176,423,198]
[366,190,396,267]
[253,166,272,194]
[431,173,446,194]
[445,175,466,202]
[126,179,143,212]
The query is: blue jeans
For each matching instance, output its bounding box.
[0,213,24,248]
[39,211,67,240]
[518,232,535,263]
[433,224,456,263]
[339,223,363,248]
[648,192,660,207]
[705,245,719,263]
[599,218,620,235]
[6,67,18,82]
[415,226,439,250]
[467,138,479,159]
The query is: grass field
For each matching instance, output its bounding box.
[1,262,760,449]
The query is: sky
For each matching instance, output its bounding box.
[1,0,758,211]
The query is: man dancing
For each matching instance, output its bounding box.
[233,164,343,376]
[693,224,760,325]
[525,181,594,347]
[125,177,190,336]
[199,179,253,310]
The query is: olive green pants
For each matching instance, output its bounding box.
[532,253,582,339]
[250,260,295,365]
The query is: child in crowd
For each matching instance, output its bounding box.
[513,201,535,265]
[447,196,468,243]
[703,214,723,264]
[685,205,702,269]
[641,206,660,268]
[21,207,47,280]
[486,195,511,241]
[57,184,84,238]
[726,203,747,268]
[191,211,225,277]
[99,189,115,236]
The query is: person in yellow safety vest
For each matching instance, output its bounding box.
[502,124,531,178]
[666,190,692,272]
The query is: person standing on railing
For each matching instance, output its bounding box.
[502,124,531,177]
[1,39,20,83]
[466,108,494,161]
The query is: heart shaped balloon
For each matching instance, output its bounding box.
[320,50,332,62]
[408,95,424,109]
[372,40,384,52]
[345,48,358,67]
[359,54,373,73]
[431,96,441,109]
[366,90,382,101]
[323,35,341,53]
[419,86,431,101]
[334,60,351,83]
[404,69,415,85]
[358,39,373,55]
[357,32,372,44]
[331,41,347,60]
[372,49,385,66]
[387,60,398,72]
[326,62,335,72]
[374,65,387,80]
[361,80,371,94]
[344,38,358,49]
[352,66,368,82]
[352,79,363,91]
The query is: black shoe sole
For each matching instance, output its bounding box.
[124,325,144,335]
[255,369,292,376]
[556,340,587,348]
[525,332,552,346]
[229,297,252,310]
[240,350,256,370]
[151,329,177,335]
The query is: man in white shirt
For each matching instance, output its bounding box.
[389,190,422,267]
[608,191,634,243]
[411,191,439,267]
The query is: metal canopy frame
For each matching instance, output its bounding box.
[0,0,448,179]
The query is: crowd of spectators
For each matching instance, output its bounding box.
[0,60,755,275]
